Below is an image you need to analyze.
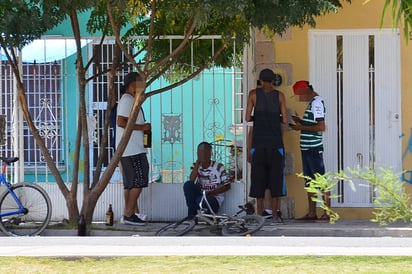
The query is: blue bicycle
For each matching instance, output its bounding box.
[0,157,52,236]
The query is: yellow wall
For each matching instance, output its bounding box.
[275,0,412,219]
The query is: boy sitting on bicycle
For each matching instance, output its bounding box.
[183,142,232,218]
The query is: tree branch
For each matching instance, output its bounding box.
[146,43,226,96]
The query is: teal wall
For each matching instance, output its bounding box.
[31,11,241,183]
[45,11,93,37]
[145,68,236,181]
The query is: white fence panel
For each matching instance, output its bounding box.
[41,182,246,222]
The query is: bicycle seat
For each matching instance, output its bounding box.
[0,157,19,165]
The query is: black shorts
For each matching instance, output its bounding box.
[250,147,284,198]
[119,153,149,189]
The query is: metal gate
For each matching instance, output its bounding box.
[0,37,247,221]
[88,37,246,220]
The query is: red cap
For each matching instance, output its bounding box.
[293,80,310,95]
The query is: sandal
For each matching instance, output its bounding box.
[316,214,330,222]
[296,214,317,221]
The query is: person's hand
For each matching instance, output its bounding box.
[143,123,151,131]
[290,122,302,131]
[292,115,301,123]
[193,160,201,169]
[189,160,200,182]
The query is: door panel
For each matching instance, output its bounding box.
[342,35,371,205]
[309,30,402,207]
[374,33,402,171]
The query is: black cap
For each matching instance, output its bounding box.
[259,69,275,81]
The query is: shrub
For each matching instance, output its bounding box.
[297,168,411,225]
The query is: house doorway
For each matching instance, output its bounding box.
[309,29,402,207]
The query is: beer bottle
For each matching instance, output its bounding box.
[143,129,152,148]
[106,204,114,226]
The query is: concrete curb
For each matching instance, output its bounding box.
[36,219,412,238]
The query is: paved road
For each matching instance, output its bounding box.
[1,220,412,256]
[1,236,412,256]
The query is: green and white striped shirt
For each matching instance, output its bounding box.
[300,95,325,150]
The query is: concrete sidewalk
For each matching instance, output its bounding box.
[40,219,412,237]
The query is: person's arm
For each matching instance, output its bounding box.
[291,119,325,132]
[207,182,231,197]
[291,99,326,132]
[245,89,256,122]
[279,91,288,125]
[247,126,253,163]
[117,116,151,131]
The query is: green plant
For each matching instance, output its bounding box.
[297,172,353,224]
[348,168,411,225]
[298,168,411,226]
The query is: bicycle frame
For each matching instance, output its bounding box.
[156,185,263,236]
[0,164,26,218]
[196,189,245,227]
[0,157,52,236]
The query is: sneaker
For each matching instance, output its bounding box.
[262,210,272,220]
[136,213,147,221]
[123,214,146,226]
[120,214,147,223]
[271,216,284,225]
[187,215,198,225]
[276,210,284,223]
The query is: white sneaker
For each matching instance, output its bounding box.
[119,216,124,224]
[136,213,147,221]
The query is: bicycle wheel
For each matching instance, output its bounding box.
[0,183,52,236]
[221,215,264,236]
[155,218,196,236]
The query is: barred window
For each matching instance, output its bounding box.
[0,60,64,169]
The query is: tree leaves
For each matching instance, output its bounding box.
[299,168,412,226]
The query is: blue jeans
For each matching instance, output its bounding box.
[183,181,219,216]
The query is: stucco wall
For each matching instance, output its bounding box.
[274,0,412,219]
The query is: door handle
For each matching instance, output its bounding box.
[356,153,363,169]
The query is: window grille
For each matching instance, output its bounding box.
[0,61,64,169]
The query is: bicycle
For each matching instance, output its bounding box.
[0,157,52,236]
[155,187,264,236]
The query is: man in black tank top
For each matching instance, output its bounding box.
[245,69,288,223]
